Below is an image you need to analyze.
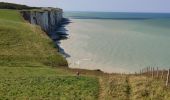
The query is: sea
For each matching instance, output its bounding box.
[60,11,170,73]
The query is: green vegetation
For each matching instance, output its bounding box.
[0,2,39,10]
[1,9,170,100]
[0,10,67,67]
[0,9,99,99]
[0,67,99,99]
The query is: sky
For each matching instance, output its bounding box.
[0,0,170,13]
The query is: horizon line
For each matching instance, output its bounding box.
[63,10,170,14]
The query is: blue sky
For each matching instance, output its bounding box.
[0,0,170,12]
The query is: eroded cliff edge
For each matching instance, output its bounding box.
[20,8,70,57]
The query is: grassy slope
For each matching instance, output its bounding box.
[0,9,67,67]
[0,9,99,99]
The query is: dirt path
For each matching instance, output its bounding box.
[98,77,106,100]
[98,75,134,100]
[124,76,132,100]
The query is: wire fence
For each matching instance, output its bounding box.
[137,67,170,86]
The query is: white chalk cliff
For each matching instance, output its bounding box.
[20,8,63,32]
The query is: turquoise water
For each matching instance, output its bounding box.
[61,12,170,73]
[64,12,170,19]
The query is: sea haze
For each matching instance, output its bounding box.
[61,12,170,73]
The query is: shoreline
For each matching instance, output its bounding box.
[59,17,170,73]
[55,18,112,74]
[58,18,131,73]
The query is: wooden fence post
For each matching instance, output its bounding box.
[157,67,159,78]
[147,67,149,80]
[148,67,150,77]
[152,67,154,78]
[150,67,152,77]
[148,67,150,76]
[146,68,147,75]
[166,69,170,86]
[161,70,164,79]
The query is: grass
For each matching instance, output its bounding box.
[0,2,39,10]
[129,76,170,100]
[99,75,131,100]
[0,9,67,67]
[0,9,99,99]
[0,67,99,99]
[98,74,170,100]
[0,9,24,22]
[1,9,170,100]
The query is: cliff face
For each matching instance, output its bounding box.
[21,8,69,57]
[20,8,63,33]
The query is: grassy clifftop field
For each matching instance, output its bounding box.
[0,2,39,10]
[1,9,170,100]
